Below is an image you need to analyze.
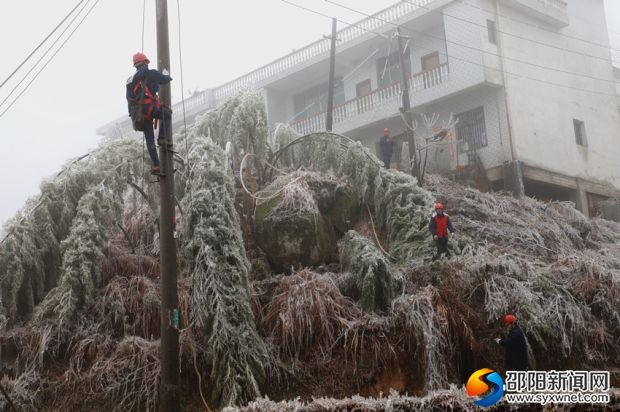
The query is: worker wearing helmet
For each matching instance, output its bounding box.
[378,127,394,169]
[429,202,454,260]
[126,52,173,175]
[495,314,529,371]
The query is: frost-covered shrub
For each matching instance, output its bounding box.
[270,123,299,168]
[180,131,268,407]
[33,187,120,327]
[339,230,398,312]
[201,89,269,168]
[274,133,437,263]
[0,138,142,323]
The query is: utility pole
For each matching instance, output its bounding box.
[325,18,337,132]
[155,0,180,411]
[396,27,420,183]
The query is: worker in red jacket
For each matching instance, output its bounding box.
[429,202,454,260]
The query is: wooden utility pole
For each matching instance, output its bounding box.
[325,18,337,132]
[155,0,180,410]
[396,27,420,183]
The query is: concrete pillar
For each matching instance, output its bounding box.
[503,160,525,198]
[573,181,590,218]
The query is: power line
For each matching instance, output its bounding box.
[284,0,618,98]
[0,0,92,112]
[280,0,388,38]
[326,0,619,97]
[0,0,87,90]
[142,0,147,52]
[326,0,619,85]
[456,0,620,54]
[177,0,193,210]
[398,0,620,64]
[0,0,102,118]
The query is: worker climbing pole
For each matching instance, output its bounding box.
[154,0,180,411]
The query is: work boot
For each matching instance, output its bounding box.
[151,165,162,175]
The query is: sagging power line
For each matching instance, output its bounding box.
[0,0,87,90]
[281,0,618,99]
[0,0,102,119]
[327,0,620,85]
[0,0,93,113]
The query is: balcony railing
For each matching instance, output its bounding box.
[172,90,209,115]
[292,63,449,135]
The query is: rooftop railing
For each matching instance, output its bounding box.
[212,0,436,102]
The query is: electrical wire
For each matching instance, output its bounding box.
[281,0,617,98]
[142,0,147,52]
[0,0,92,111]
[176,0,193,211]
[401,0,620,63]
[456,0,620,54]
[0,0,102,118]
[326,0,619,85]
[280,0,388,38]
[0,0,87,90]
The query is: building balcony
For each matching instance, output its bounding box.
[506,0,569,28]
[292,63,450,135]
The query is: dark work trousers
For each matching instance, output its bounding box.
[434,236,450,259]
[383,155,392,169]
[142,106,172,167]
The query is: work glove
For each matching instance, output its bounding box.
[494,338,501,344]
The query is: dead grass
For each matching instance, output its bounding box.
[263,269,361,361]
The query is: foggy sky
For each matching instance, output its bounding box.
[1,0,619,227]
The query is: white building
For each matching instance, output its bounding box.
[98,0,620,217]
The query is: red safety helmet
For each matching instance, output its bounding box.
[504,314,517,326]
[434,202,444,210]
[133,52,150,66]
[384,127,390,134]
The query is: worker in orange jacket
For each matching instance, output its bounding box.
[429,202,454,260]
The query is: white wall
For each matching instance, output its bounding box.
[498,0,620,187]
[264,87,294,131]
[409,24,449,75]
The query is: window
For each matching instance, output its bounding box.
[487,20,496,44]
[455,107,487,153]
[376,49,411,88]
[573,119,587,146]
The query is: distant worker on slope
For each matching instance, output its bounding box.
[495,314,529,371]
[379,128,394,169]
[429,202,454,260]
[126,52,172,175]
